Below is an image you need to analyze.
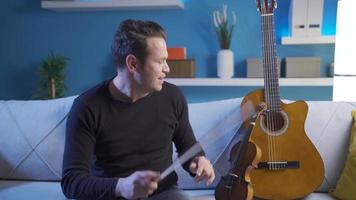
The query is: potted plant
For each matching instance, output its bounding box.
[213,4,237,78]
[33,52,69,99]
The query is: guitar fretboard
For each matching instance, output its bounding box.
[261,13,281,112]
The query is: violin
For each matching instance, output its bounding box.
[215,111,262,200]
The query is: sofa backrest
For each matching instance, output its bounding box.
[1,96,355,193]
[0,96,76,181]
[304,101,356,191]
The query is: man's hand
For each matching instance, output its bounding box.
[115,170,160,199]
[189,156,215,185]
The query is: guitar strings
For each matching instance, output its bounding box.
[265,12,276,169]
[268,13,278,170]
[262,8,273,170]
[269,12,280,170]
[269,14,278,170]
[268,13,276,170]
[265,11,271,170]
[262,8,280,170]
[261,8,269,170]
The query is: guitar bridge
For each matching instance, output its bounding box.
[257,161,299,170]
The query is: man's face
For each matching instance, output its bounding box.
[134,37,169,93]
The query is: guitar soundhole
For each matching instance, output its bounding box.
[260,110,289,136]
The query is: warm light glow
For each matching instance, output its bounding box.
[333,0,356,101]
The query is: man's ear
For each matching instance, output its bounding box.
[126,54,139,73]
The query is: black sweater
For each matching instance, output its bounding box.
[61,79,202,200]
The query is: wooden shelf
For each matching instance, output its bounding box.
[281,36,335,45]
[41,0,184,11]
[165,78,333,86]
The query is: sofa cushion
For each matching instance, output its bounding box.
[330,110,356,199]
[0,181,335,200]
[0,96,76,181]
[185,190,336,200]
[303,192,336,200]
[0,180,67,200]
[305,101,356,192]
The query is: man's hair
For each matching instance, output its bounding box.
[112,19,166,69]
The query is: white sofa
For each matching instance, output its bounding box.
[0,96,355,200]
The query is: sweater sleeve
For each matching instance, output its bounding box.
[171,88,205,174]
[61,98,118,200]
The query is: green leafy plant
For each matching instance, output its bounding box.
[213,4,237,49]
[33,52,69,99]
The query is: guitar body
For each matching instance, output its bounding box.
[241,89,324,199]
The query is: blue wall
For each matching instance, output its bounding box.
[0,0,337,102]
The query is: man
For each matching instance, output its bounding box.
[61,19,215,200]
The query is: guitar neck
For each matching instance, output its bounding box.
[261,13,281,111]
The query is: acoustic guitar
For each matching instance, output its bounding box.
[240,0,325,199]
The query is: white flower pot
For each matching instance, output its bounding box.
[217,49,234,78]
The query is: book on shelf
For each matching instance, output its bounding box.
[167,47,186,60]
[167,59,195,78]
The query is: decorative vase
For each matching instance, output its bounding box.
[217,49,234,78]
